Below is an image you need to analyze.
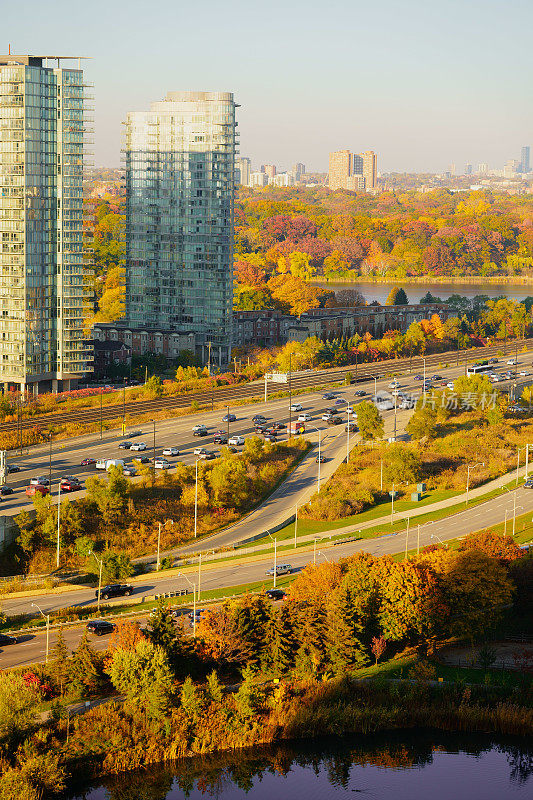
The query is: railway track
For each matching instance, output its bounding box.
[3,338,530,434]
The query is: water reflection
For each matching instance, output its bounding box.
[70,731,532,800]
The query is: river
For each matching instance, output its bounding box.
[68,731,532,800]
[314,280,533,305]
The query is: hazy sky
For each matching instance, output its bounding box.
[3,0,532,173]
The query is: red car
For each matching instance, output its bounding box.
[25,484,49,497]
[60,478,81,492]
[81,458,96,466]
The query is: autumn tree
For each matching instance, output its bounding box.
[459,529,523,562]
[107,639,174,721]
[356,401,384,442]
[406,401,438,440]
[197,603,253,666]
[382,445,421,485]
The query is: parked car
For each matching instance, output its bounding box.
[228,435,244,446]
[96,584,133,600]
[123,466,137,477]
[30,476,49,487]
[86,620,116,636]
[298,412,312,422]
[188,609,206,623]
[26,484,49,497]
[265,588,286,600]
[222,413,236,422]
[289,403,303,412]
[0,486,14,495]
[81,458,96,466]
[118,441,133,450]
[154,459,171,469]
[327,416,343,426]
[354,390,367,397]
[213,433,228,445]
[130,442,147,451]
[163,447,180,456]
[193,425,208,437]
[0,633,18,646]
[265,564,292,576]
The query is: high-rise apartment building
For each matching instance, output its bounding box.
[521,146,530,173]
[465,164,473,175]
[293,163,305,180]
[235,156,251,186]
[361,151,377,189]
[328,150,352,190]
[124,91,237,365]
[262,164,276,180]
[0,53,91,395]
[250,171,268,187]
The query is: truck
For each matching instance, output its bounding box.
[96,458,125,471]
[288,421,305,435]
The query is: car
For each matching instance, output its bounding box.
[193,425,208,437]
[81,458,96,466]
[327,416,343,426]
[222,413,236,422]
[201,451,217,460]
[322,412,334,422]
[130,442,147,451]
[388,381,401,389]
[213,433,228,444]
[6,464,21,473]
[0,486,13,495]
[228,435,244,446]
[136,456,151,464]
[334,398,346,406]
[289,403,303,412]
[446,382,455,389]
[507,359,517,365]
[270,422,286,431]
[128,430,144,438]
[315,454,327,463]
[523,478,533,489]
[508,405,528,414]
[30,476,49,486]
[345,405,355,413]
[118,441,133,450]
[0,633,18,646]
[60,478,82,492]
[322,393,336,400]
[488,358,498,364]
[345,422,359,433]
[265,564,292,577]
[25,484,49,497]
[188,609,206,622]
[519,370,530,377]
[265,588,286,600]
[162,447,180,457]
[86,620,116,636]
[123,466,137,477]
[154,459,171,469]
[298,412,312,422]
[228,446,239,454]
[96,583,133,600]
[194,447,208,456]
[264,427,279,436]
[432,375,442,381]
[254,425,267,434]
[414,374,423,381]
[252,415,268,424]
[263,433,278,442]
[354,390,367,397]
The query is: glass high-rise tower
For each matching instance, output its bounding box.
[124,91,237,365]
[0,54,92,394]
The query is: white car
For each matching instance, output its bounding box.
[345,405,355,413]
[228,435,244,446]
[322,412,334,422]
[130,442,147,451]
[30,476,49,486]
[298,413,312,422]
[163,447,180,456]
[154,459,171,470]
[519,370,530,377]
[446,382,454,389]
[507,359,517,365]
[194,446,206,456]
[289,403,303,412]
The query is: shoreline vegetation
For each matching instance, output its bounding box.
[311,274,533,286]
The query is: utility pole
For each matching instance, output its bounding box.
[194,460,199,538]
[100,390,103,439]
[122,378,126,436]
[198,553,202,601]
[32,603,49,664]
[390,483,395,525]
[417,524,420,555]
[404,517,410,559]
[156,522,161,571]
[288,353,292,435]
[294,504,298,549]
[313,537,317,565]
[56,482,61,569]
[207,341,212,376]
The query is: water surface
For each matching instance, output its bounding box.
[314,280,533,305]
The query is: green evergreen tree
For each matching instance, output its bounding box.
[294,603,328,677]
[327,588,369,674]
[234,595,271,667]
[180,676,204,722]
[205,670,223,704]
[69,631,101,695]
[50,627,70,695]
[270,604,297,676]
[395,288,409,305]
[235,665,263,719]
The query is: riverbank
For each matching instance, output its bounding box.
[3,673,530,798]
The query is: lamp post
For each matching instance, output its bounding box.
[226,406,230,440]
[430,532,447,548]
[100,390,103,439]
[179,572,197,637]
[423,357,427,396]
[150,419,156,485]
[32,602,49,663]
[390,483,395,525]
[311,428,322,493]
[404,517,410,559]
[346,407,351,463]
[316,550,331,563]
[56,482,61,569]
[122,378,126,436]
[502,486,522,538]
[198,553,202,601]
[156,522,161,571]
[393,389,398,442]
[288,353,293,435]
[194,459,199,538]
[90,552,103,613]
[465,462,484,505]
[373,375,377,399]
[294,504,298,549]
[266,533,278,587]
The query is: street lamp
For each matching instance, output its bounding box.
[316,550,331,563]
[311,427,322,493]
[465,462,484,505]
[150,419,156,485]
[288,353,293,435]
[194,459,200,538]
[267,532,278,587]
[226,406,230,440]
[430,533,447,548]
[502,486,523,538]
[346,407,351,463]
[178,572,197,637]
[122,378,127,436]
[89,551,104,613]
[100,389,103,440]
[56,481,61,569]
[31,602,50,664]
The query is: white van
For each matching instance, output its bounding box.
[96,458,125,471]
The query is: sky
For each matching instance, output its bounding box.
[3,0,532,173]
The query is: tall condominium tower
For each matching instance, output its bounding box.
[361,150,377,189]
[0,54,91,394]
[328,150,352,190]
[235,156,251,186]
[124,91,237,365]
[521,146,530,173]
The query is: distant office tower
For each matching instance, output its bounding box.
[465,164,473,175]
[124,91,237,365]
[346,175,366,191]
[478,163,489,175]
[521,146,530,173]
[293,163,305,180]
[449,163,456,176]
[263,164,276,180]
[329,150,352,190]
[0,53,91,394]
[272,172,295,187]
[250,171,268,187]
[352,154,363,175]
[235,156,251,186]
[361,151,377,189]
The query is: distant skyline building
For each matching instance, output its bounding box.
[465,164,473,175]
[293,162,305,180]
[361,150,377,189]
[271,172,295,187]
[521,146,530,173]
[250,171,268,187]
[0,53,91,394]
[262,164,276,180]
[235,156,251,186]
[329,149,377,191]
[477,162,489,175]
[328,150,352,190]
[124,90,237,365]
